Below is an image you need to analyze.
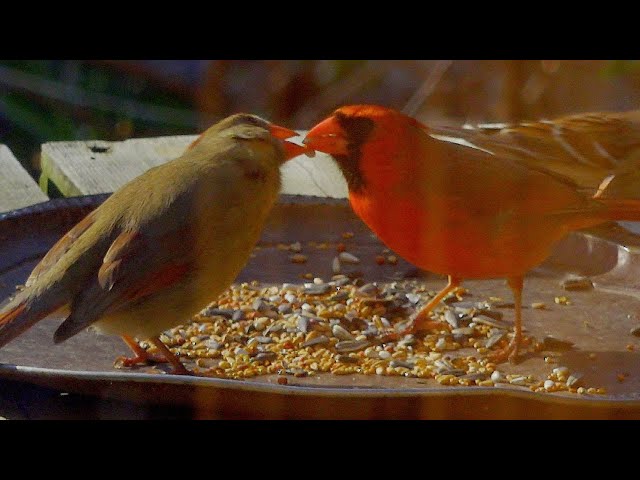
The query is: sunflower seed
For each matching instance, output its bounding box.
[202,308,234,319]
[284,293,298,304]
[204,339,221,350]
[255,336,273,344]
[390,360,415,369]
[254,317,272,331]
[451,327,475,336]
[278,303,293,314]
[434,358,456,371]
[510,376,529,386]
[335,340,370,353]
[297,316,309,333]
[255,352,277,362]
[473,315,511,329]
[365,348,380,359]
[302,335,329,347]
[405,293,421,304]
[332,276,351,287]
[452,301,476,309]
[332,324,355,341]
[378,350,392,360]
[486,332,506,348]
[332,257,341,274]
[304,284,331,295]
[339,252,360,264]
[357,283,379,296]
[330,291,349,302]
[264,322,283,334]
[252,299,269,312]
[398,334,416,347]
[491,371,506,383]
[336,354,359,364]
[444,310,459,328]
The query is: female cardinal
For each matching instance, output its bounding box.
[303,105,640,363]
[0,113,310,374]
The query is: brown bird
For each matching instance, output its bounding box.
[303,105,640,363]
[429,110,640,246]
[0,113,310,374]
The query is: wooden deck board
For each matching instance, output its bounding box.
[0,144,48,213]
[41,135,348,198]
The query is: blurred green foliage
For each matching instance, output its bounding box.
[0,60,196,176]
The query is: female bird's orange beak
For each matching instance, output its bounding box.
[302,116,349,156]
[269,124,316,160]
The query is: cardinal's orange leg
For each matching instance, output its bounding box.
[149,337,190,375]
[489,276,524,364]
[115,335,170,368]
[403,276,461,334]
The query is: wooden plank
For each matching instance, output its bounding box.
[41,135,348,198]
[0,144,48,213]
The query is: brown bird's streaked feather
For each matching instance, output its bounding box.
[26,210,98,288]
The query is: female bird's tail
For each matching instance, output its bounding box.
[0,294,64,348]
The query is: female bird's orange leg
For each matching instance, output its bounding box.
[489,276,524,364]
[405,276,461,334]
[149,337,190,375]
[115,335,162,368]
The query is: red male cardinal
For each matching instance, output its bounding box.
[303,105,640,362]
[0,113,310,374]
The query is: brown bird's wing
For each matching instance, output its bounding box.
[429,110,640,196]
[25,209,98,288]
[53,223,195,343]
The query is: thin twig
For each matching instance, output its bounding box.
[402,60,453,117]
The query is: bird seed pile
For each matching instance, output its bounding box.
[141,270,609,396]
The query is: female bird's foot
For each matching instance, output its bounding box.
[149,336,191,375]
[114,353,168,368]
[116,335,190,375]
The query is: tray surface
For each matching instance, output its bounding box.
[2,195,640,417]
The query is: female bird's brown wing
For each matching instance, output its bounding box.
[25,209,99,288]
[52,223,196,343]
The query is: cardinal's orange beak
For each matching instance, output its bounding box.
[269,124,316,160]
[303,116,349,156]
